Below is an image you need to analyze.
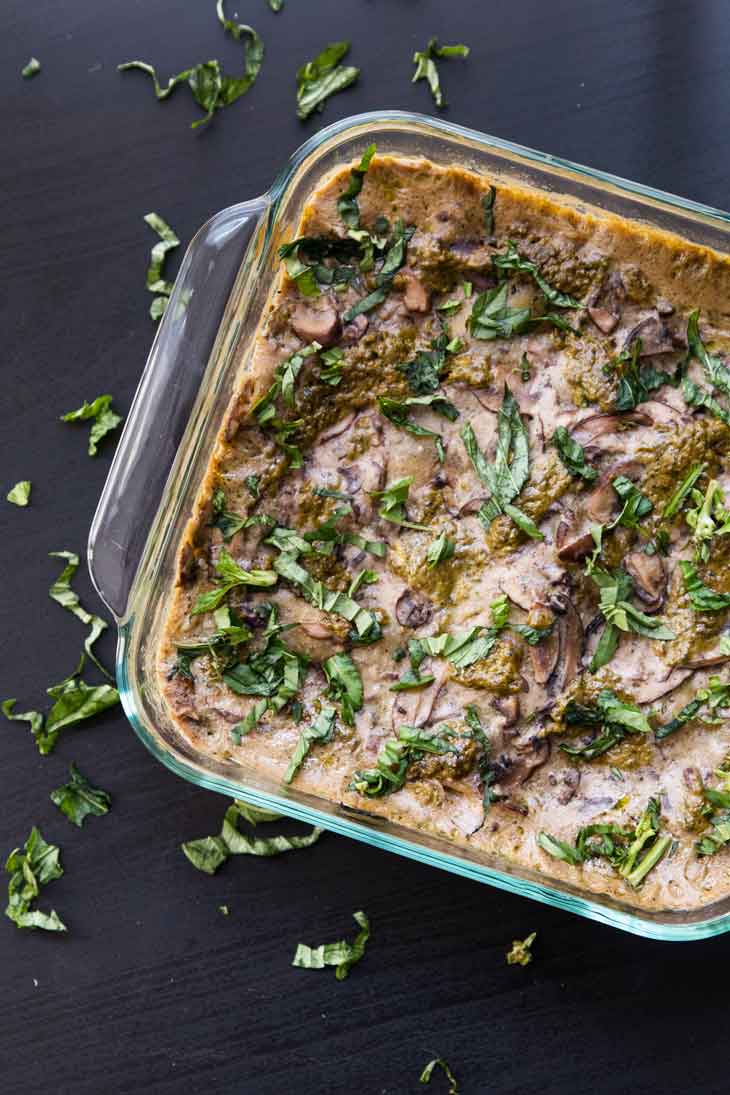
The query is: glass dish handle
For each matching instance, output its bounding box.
[88,197,268,621]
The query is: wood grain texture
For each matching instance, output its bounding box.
[2,2,730,1092]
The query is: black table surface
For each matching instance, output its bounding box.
[3,2,730,1092]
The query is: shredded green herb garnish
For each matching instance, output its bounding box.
[21,57,41,78]
[144,212,180,320]
[5,827,66,932]
[506,931,537,966]
[296,41,359,120]
[61,394,122,456]
[552,426,598,482]
[292,909,370,980]
[48,551,112,678]
[50,764,111,828]
[412,37,469,108]
[559,689,652,760]
[493,241,581,308]
[6,480,31,506]
[427,530,455,568]
[350,725,458,796]
[680,560,730,612]
[183,798,322,873]
[685,479,730,562]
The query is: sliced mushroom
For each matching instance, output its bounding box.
[402,274,431,313]
[493,695,521,726]
[341,313,369,343]
[458,494,489,517]
[624,313,676,357]
[494,737,551,789]
[291,300,341,347]
[556,516,594,562]
[556,768,580,805]
[318,411,357,443]
[588,306,619,335]
[550,599,583,692]
[585,479,618,524]
[526,604,559,684]
[630,667,693,703]
[571,410,652,448]
[624,551,667,611]
[178,542,198,585]
[395,588,434,629]
[682,652,730,670]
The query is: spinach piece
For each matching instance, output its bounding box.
[559,688,652,760]
[539,797,670,886]
[61,394,122,456]
[350,726,458,796]
[48,551,112,678]
[182,798,322,872]
[371,476,429,531]
[552,426,598,482]
[191,548,277,615]
[292,910,370,980]
[461,385,543,540]
[119,2,263,128]
[323,654,363,726]
[285,706,337,783]
[506,931,537,967]
[5,827,66,932]
[468,282,531,341]
[379,393,458,461]
[144,212,180,320]
[420,1057,459,1093]
[296,41,359,120]
[482,185,497,235]
[50,764,111,828]
[680,560,730,611]
[6,480,31,506]
[427,530,455,568]
[492,242,580,308]
[337,144,376,228]
[412,37,469,108]
[22,57,41,78]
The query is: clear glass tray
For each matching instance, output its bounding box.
[88,110,730,941]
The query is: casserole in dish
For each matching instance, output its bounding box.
[89,111,730,940]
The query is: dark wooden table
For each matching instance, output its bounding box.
[2,2,729,1092]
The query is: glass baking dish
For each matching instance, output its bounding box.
[88,110,730,941]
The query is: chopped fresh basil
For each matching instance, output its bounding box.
[559,689,651,761]
[605,339,668,411]
[412,37,469,108]
[192,548,277,615]
[50,764,111,828]
[120,2,263,128]
[422,627,499,669]
[337,144,376,228]
[292,909,370,980]
[420,1057,458,1093]
[296,41,359,120]
[379,393,458,460]
[273,552,379,638]
[611,476,653,529]
[680,560,730,611]
[461,386,543,540]
[5,827,66,932]
[319,346,346,385]
[682,375,730,424]
[285,707,337,783]
[468,282,531,341]
[48,551,112,678]
[6,480,31,506]
[506,931,537,967]
[687,309,730,396]
[482,185,496,235]
[490,594,510,629]
[222,611,306,735]
[552,426,598,482]
[3,655,119,756]
[143,212,180,320]
[301,503,386,558]
[663,461,705,518]
[347,568,378,598]
[464,703,501,814]
[371,476,429,531]
[323,654,363,726]
[245,474,260,498]
[182,798,322,872]
[493,242,580,308]
[22,57,41,79]
[513,623,553,645]
[397,341,448,394]
[539,796,670,886]
[350,725,458,796]
[696,769,730,856]
[520,353,531,382]
[685,479,730,562]
[254,343,321,422]
[587,564,674,671]
[61,394,122,456]
[427,530,455,568]
[390,638,435,692]
[343,220,414,321]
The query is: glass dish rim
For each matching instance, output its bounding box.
[108,109,730,942]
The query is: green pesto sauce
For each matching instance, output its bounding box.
[451,638,523,695]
